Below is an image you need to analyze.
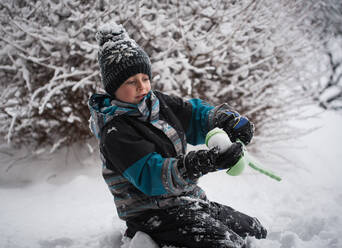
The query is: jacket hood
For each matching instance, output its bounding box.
[88,93,116,139]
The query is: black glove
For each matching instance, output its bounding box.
[180,143,244,181]
[214,110,254,145]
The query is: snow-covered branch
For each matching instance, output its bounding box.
[0,0,101,149]
[0,0,327,152]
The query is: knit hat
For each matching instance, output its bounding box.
[95,22,152,96]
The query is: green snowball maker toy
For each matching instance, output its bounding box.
[205,128,281,181]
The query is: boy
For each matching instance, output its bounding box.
[88,21,267,248]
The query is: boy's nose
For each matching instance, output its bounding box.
[136,80,145,91]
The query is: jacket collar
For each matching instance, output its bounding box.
[88,90,159,138]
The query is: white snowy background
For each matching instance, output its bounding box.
[1,107,341,248]
[1,1,342,248]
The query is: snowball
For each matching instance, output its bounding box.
[206,128,232,153]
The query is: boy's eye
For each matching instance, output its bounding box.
[126,81,135,85]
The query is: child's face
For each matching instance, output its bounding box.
[115,73,151,104]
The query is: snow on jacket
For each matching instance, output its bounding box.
[88,90,221,220]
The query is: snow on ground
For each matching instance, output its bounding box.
[1,108,342,248]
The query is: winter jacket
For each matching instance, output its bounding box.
[88,90,223,220]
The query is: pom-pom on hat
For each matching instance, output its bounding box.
[96,21,152,96]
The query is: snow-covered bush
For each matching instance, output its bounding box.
[127,0,323,143]
[0,0,322,151]
[310,1,342,110]
[0,0,101,151]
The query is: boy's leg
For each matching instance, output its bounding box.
[209,201,267,239]
[126,203,246,248]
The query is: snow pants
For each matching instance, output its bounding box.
[125,201,267,248]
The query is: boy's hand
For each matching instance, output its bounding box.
[180,143,243,181]
[214,110,254,145]
[216,142,244,169]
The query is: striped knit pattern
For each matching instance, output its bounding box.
[102,164,154,218]
[148,93,183,156]
[110,91,183,156]
[161,158,194,194]
[101,157,200,219]
[153,120,183,155]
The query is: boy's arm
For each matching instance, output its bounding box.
[102,119,244,197]
[156,91,215,145]
[158,91,253,146]
[185,98,215,145]
[101,120,196,196]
